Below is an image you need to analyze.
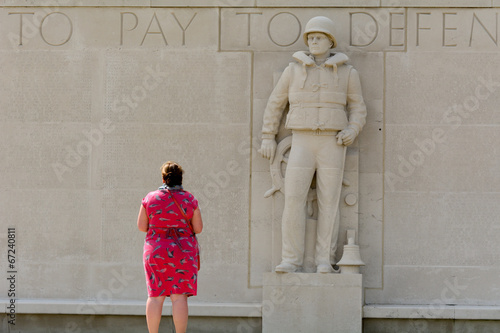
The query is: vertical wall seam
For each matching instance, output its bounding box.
[248,50,255,289]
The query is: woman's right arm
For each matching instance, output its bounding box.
[137,205,149,232]
[191,207,203,234]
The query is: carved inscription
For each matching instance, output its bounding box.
[172,12,197,46]
[225,9,500,51]
[120,12,138,45]
[267,12,301,47]
[416,12,430,46]
[40,12,73,46]
[9,12,73,46]
[352,10,500,48]
[236,12,262,46]
[1,52,93,123]
[141,13,168,46]
[120,11,198,46]
[443,13,457,47]
[8,12,34,46]
[350,12,379,47]
[470,12,498,46]
[414,10,499,48]
[389,12,405,47]
[229,9,407,49]
[4,9,500,49]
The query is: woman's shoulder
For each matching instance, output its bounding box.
[177,190,198,205]
[178,189,196,199]
[146,189,163,197]
[143,189,165,201]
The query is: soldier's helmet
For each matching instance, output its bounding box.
[303,16,337,48]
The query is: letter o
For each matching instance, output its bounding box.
[40,12,73,46]
[267,12,301,47]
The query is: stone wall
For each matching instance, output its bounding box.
[1,0,500,331]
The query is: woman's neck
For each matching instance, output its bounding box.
[159,184,183,190]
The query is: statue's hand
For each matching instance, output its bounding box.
[259,139,277,164]
[336,128,357,146]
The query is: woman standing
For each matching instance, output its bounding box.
[137,161,203,333]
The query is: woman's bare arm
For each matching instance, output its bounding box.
[191,207,203,234]
[137,205,149,232]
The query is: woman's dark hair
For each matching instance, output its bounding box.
[161,161,183,187]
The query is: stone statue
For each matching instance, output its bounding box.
[259,16,367,273]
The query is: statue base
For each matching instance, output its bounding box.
[262,272,362,333]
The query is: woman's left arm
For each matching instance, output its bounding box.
[191,207,203,234]
[137,205,149,232]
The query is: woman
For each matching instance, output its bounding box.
[137,161,203,333]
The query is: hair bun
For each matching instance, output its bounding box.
[161,161,184,187]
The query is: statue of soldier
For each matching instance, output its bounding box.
[260,16,367,273]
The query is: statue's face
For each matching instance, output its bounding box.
[307,32,332,56]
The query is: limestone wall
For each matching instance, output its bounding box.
[1,0,500,330]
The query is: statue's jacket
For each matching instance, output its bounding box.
[262,51,367,139]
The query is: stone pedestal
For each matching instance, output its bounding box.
[262,273,362,333]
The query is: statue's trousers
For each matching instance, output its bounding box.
[281,130,346,267]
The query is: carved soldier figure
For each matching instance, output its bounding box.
[260,16,367,273]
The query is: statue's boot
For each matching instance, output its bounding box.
[275,262,300,273]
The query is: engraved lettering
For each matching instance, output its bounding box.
[469,12,498,47]
[267,12,301,47]
[32,11,50,27]
[22,12,39,39]
[8,12,35,46]
[141,12,167,46]
[120,12,138,45]
[171,12,197,46]
[416,12,431,46]
[350,12,379,47]
[40,12,73,46]
[389,12,405,47]
[443,13,457,47]
[236,12,262,46]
